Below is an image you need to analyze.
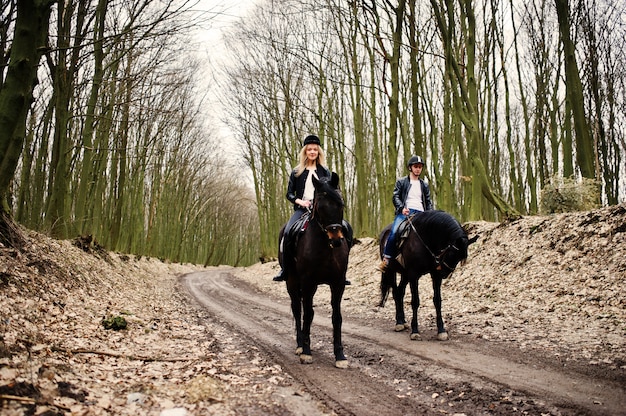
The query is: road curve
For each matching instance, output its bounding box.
[181,269,624,416]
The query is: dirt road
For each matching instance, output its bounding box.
[181,269,624,416]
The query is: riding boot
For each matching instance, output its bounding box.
[272,268,286,282]
[273,235,292,282]
[273,258,288,282]
[378,255,391,272]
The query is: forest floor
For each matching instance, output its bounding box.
[0,204,625,415]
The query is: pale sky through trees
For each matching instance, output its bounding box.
[194,0,258,165]
[196,0,256,44]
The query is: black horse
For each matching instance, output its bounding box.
[378,210,477,340]
[278,172,350,368]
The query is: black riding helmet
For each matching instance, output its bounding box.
[303,135,321,146]
[407,155,425,169]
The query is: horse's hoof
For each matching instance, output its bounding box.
[335,359,349,369]
[410,332,421,341]
[299,354,313,364]
[295,347,303,355]
[437,332,449,341]
[394,323,407,332]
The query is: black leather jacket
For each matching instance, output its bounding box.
[392,176,433,214]
[286,165,331,209]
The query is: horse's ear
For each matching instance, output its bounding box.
[312,174,321,188]
[468,235,479,245]
[330,172,340,189]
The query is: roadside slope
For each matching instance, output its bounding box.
[0,204,624,414]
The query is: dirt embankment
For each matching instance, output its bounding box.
[0,204,624,415]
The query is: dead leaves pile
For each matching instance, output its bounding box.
[449,205,625,367]
[1,203,625,415]
[0,232,289,415]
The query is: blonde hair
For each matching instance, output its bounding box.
[295,144,326,177]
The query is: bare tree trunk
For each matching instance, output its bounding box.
[580,1,619,204]
[75,0,108,235]
[555,0,595,180]
[407,0,425,160]
[15,114,35,223]
[388,0,405,185]
[45,0,89,238]
[0,0,53,248]
[335,2,371,236]
[431,0,519,220]
[365,0,406,221]
[109,42,133,250]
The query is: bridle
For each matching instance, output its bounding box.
[311,193,345,248]
[408,219,462,272]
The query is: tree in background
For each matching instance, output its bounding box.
[2,0,261,266]
[555,0,595,182]
[3,0,624,265]
[0,0,54,248]
[220,0,625,258]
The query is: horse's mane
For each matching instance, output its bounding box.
[411,210,465,240]
[316,176,344,207]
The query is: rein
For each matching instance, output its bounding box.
[408,216,461,272]
[311,194,344,248]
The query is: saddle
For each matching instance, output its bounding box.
[397,217,413,243]
[386,217,411,250]
[282,212,353,260]
[288,212,311,241]
[383,217,413,268]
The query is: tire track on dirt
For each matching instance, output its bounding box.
[181,269,430,415]
[181,269,624,415]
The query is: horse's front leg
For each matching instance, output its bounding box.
[409,278,421,340]
[432,276,449,340]
[288,290,304,355]
[392,274,409,332]
[330,285,348,368]
[299,293,315,364]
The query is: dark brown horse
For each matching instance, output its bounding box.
[379,210,477,340]
[278,172,350,368]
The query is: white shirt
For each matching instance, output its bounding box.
[302,168,318,202]
[406,178,424,211]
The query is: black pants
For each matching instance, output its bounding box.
[280,208,309,267]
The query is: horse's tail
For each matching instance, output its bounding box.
[379,270,395,307]
[378,225,394,307]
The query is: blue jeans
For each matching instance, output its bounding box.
[383,209,421,258]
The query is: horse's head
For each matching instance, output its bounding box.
[312,172,345,248]
[436,233,479,275]
[406,211,479,277]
